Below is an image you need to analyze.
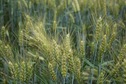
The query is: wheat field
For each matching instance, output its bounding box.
[0,0,126,84]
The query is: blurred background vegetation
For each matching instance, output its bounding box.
[0,0,126,84]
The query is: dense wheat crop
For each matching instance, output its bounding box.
[0,0,126,84]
